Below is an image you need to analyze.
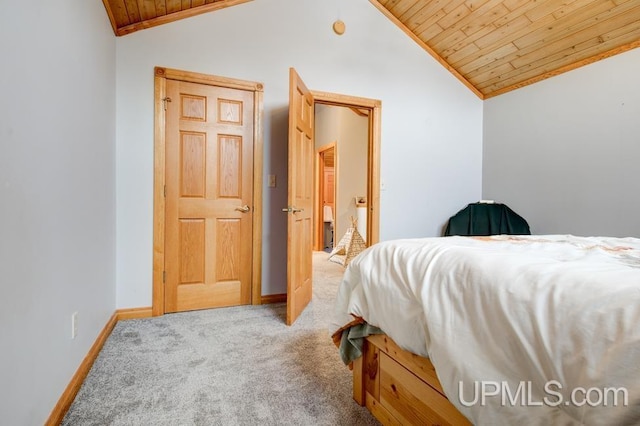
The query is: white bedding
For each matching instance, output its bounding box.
[330,235,640,425]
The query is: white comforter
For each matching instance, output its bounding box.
[330,235,640,425]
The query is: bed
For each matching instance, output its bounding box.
[330,235,640,425]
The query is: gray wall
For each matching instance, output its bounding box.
[115,0,483,304]
[483,48,640,237]
[0,1,116,423]
[335,107,369,241]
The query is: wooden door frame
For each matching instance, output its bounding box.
[152,66,264,316]
[315,142,337,251]
[311,91,381,246]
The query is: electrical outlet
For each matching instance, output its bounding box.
[71,312,78,339]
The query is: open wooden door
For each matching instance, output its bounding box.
[285,68,314,325]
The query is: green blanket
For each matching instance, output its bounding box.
[338,322,384,365]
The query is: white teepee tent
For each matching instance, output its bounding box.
[328,217,367,266]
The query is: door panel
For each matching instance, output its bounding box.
[286,68,314,325]
[165,79,254,313]
[180,132,206,197]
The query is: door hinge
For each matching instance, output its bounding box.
[164,185,166,197]
[163,271,166,283]
[162,97,172,111]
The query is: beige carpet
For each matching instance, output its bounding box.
[62,252,379,425]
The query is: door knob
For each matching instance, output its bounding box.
[282,206,304,213]
[235,205,251,213]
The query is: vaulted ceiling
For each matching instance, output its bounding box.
[102,0,640,99]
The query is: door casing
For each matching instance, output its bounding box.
[152,66,264,316]
[311,91,381,248]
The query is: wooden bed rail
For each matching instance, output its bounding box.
[354,334,471,426]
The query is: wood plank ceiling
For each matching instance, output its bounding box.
[102,0,640,99]
[101,0,252,36]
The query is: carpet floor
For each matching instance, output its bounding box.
[62,252,379,426]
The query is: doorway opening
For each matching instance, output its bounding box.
[310,94,380,267]
[316,142,336,252]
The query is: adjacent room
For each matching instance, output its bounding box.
[1,0,639,424]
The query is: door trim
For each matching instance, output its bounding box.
[315,142,337,251]
[152,66,264,316]
[311,90,381,246]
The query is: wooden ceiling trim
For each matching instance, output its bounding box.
[431,29,466,52]
[484,38,640,99]
[388,0,420,17]
[103,0,253,36]
[459,43,518,76]
[123,0,143,24]
[99,0,640,98]
[462,3,510,38]
[481,26,640,94]
[405,4,444,32]
[473,12,544,51]
[442,0,470,14]
[137,0,158,21]
[475,2,640,90]
[520,22,640,81]
[396,0,426,21]
[512,1,616,51]
[417,22,445,43]
[101,0,120,34]
[444,42,481,65]
[106,0,132,28]
[400,2,432,27]
[378,0,397,8]
[524,0,579,23]
[469,62,515,87]
[153,0,167,16]
[166,0,181,14]
[412,1,466,35]
[509,9,640,70]
[466,2,633,88]
[454,0,508,32]
[503,0,531,11]
[438,5,514,62]
[450,0,607,74]
[436,3,473,31]
[449,15,533,67]
[370,0,484,99]
[461,17,559,79]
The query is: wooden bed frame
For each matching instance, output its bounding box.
[352,334,471,426]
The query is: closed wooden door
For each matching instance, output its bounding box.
[286,68,314,325]
[165,79,254,313]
